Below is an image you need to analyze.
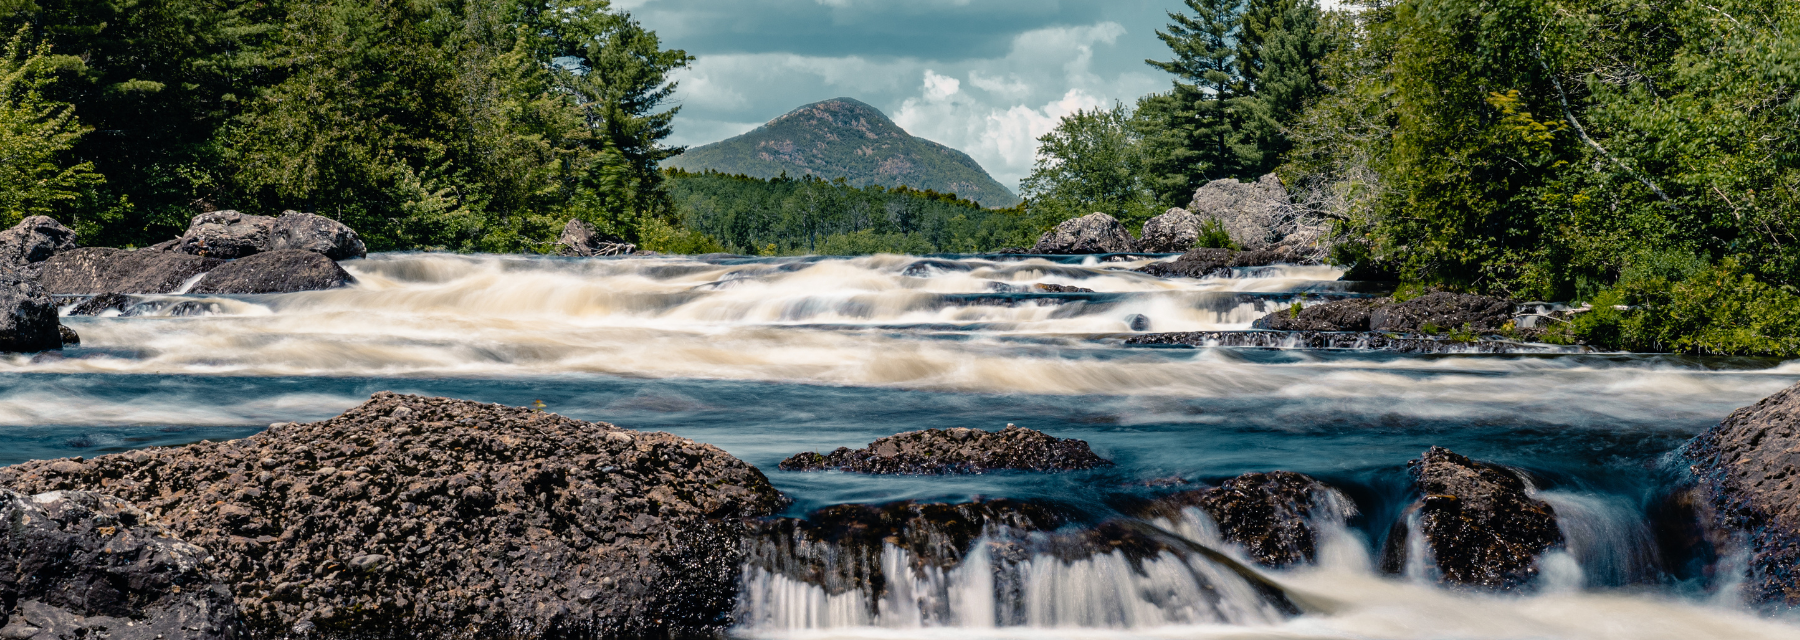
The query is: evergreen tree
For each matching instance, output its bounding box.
[1146,0,1246,189]
[0,27,102,224]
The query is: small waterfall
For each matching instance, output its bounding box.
[1537,491,1662,588]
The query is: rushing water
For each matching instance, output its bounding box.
[12,252,1800,639]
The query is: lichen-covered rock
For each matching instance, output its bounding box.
[176,211,276,259]
[1140,471,1348,568]
[1139,208,1201,253]
[1380,447,1562,590]
[37,247,223,294]
[1252,298,1382,331]
[556,219,636,257]
[187,249,353,294]
[1367,292,1514,332]
[1030,212,1137,254]
[1185,174,1290,250]
[0,489,240,640]
[0,267,62,352]
[1683,380,1800,606]
[1136,246,1307,279]
[778,425,1112,475]
[0,392,785,639]
[0,215,78,266]
[269,211,366,260]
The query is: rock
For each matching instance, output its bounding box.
[1380,447,1562,590]
[1368,292,1514,332]
[1139,471,1347,568]
[1252,298,1382,331]
[1186,173,1295,251]
[58,324,78,346]
[0,488,239,640]
[1136,246,1305,279]
[67,292,134,316]
[268,211,366,260]
[1030,212,1137,254]
[187,249,354,294]
[176,210,276,259]
[0,216,77,266]
[556,219,636,257]
[1034,283,1094,293]
[778,424,1112,475]
[1125,313,1151,331]
[1126,330,1573,354]
[37,247,223,294]
[1139,208,1202,253]
[1682,380,1800,606]
[0,391,784,639]
[0,267,62,352]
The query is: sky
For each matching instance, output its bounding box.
[618,0,1200,192]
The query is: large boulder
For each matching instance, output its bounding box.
[778,424,1113,475]
[1252,298,1382,331]
[1380,447,1562,590]
[556,219,636,257]
[36,247,224,294]
[1683,380,1800,606]
[269,211,366,260]
[0,489,239,640]
[176,211,276,259]
[1139,208,1202,253]
[0,216,78,266]
[0,392,785,639]
[1139,471,1347,568]
[1368,292,1514,332]
[187,249,353,294]
[1030,212,1137,254]
[0,267,63,352]
[1185,174,1291,251]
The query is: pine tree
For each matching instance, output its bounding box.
[1236,0,1330,175]
[1143,0,1247,200]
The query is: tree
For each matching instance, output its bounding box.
[0,27,101,226]
[1145,0,1246,191]
[1019,103,1160,232]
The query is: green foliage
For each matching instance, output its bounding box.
[1563,258,1800,358]
[0,27,102,226]
[665,98,1020,208]
[1019,103,1162,235]
[667,169,1032,255]
[1195,218,1239,249]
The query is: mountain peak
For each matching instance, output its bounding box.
[667,99,1020,207]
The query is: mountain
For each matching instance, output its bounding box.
[665,98,1021,208]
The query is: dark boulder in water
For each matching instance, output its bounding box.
[36,247,223,294]
[269,211,367,260]
[1367,292,1513,332]
[1683,380,1800,606]
[0,488,240,640]
[1136,246,1308,279]
[0,392,785,639]
[556,219,637,257]
[1381,446,1562,590]
[1140,471,1347,568]
[187,249,353,294]
[0,267,63,352]
[778,424,1113,475]
[176,210,276,260]
[58,324,78,346]
[67,292,134,316]
[1031,212,1137,254]
[1252,298,1381,331]
[0,215,78,266]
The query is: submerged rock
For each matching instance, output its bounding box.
[58,324,78,346]
[1139,208,1202,253]
[187,249,353,294]
[0,489,239,640]
[1252,298,1382,331]
[0,267,63,352]
[67,292,134,316]
[176,210,276,259]
[778,424,1113,475]
[1683,380,1800,606]
[0,215,78,266]
[1367,292,1513,332]
[1136,246,1308,279]
[1140,471,1347,568]
[556,219,636,257]
[1381,447,1562,590]
[0,392,785,639]
[1031,212,1137,254]
[269,211,366,260]
[36,247,223,294]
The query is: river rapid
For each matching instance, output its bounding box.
[12,252,1800,639]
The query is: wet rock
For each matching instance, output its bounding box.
[187,249,353,294]
[0,488,239,640]
[1030,212,1137,254]
[269,211,366,260]
[0,216,78,266]
[985,282,1095,294]
[1252,298,1382,331]
[1367,292,1514,332]
[58,324,78,346]
[0,391,784,639]
[778,424,1113,475]
[1683,380,1800,606]
[37,247,224,294]
[1381,447,1562,590]
[1139,208,1202,253]
[1125,314,1152,331]
[556,219,636,257]
[1138,471,1348,568]
[67,292,134,316]
[0,267,63,352]
[1126,330,1578,354]
[176,211,276,259]
[1136,246,1306,279]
